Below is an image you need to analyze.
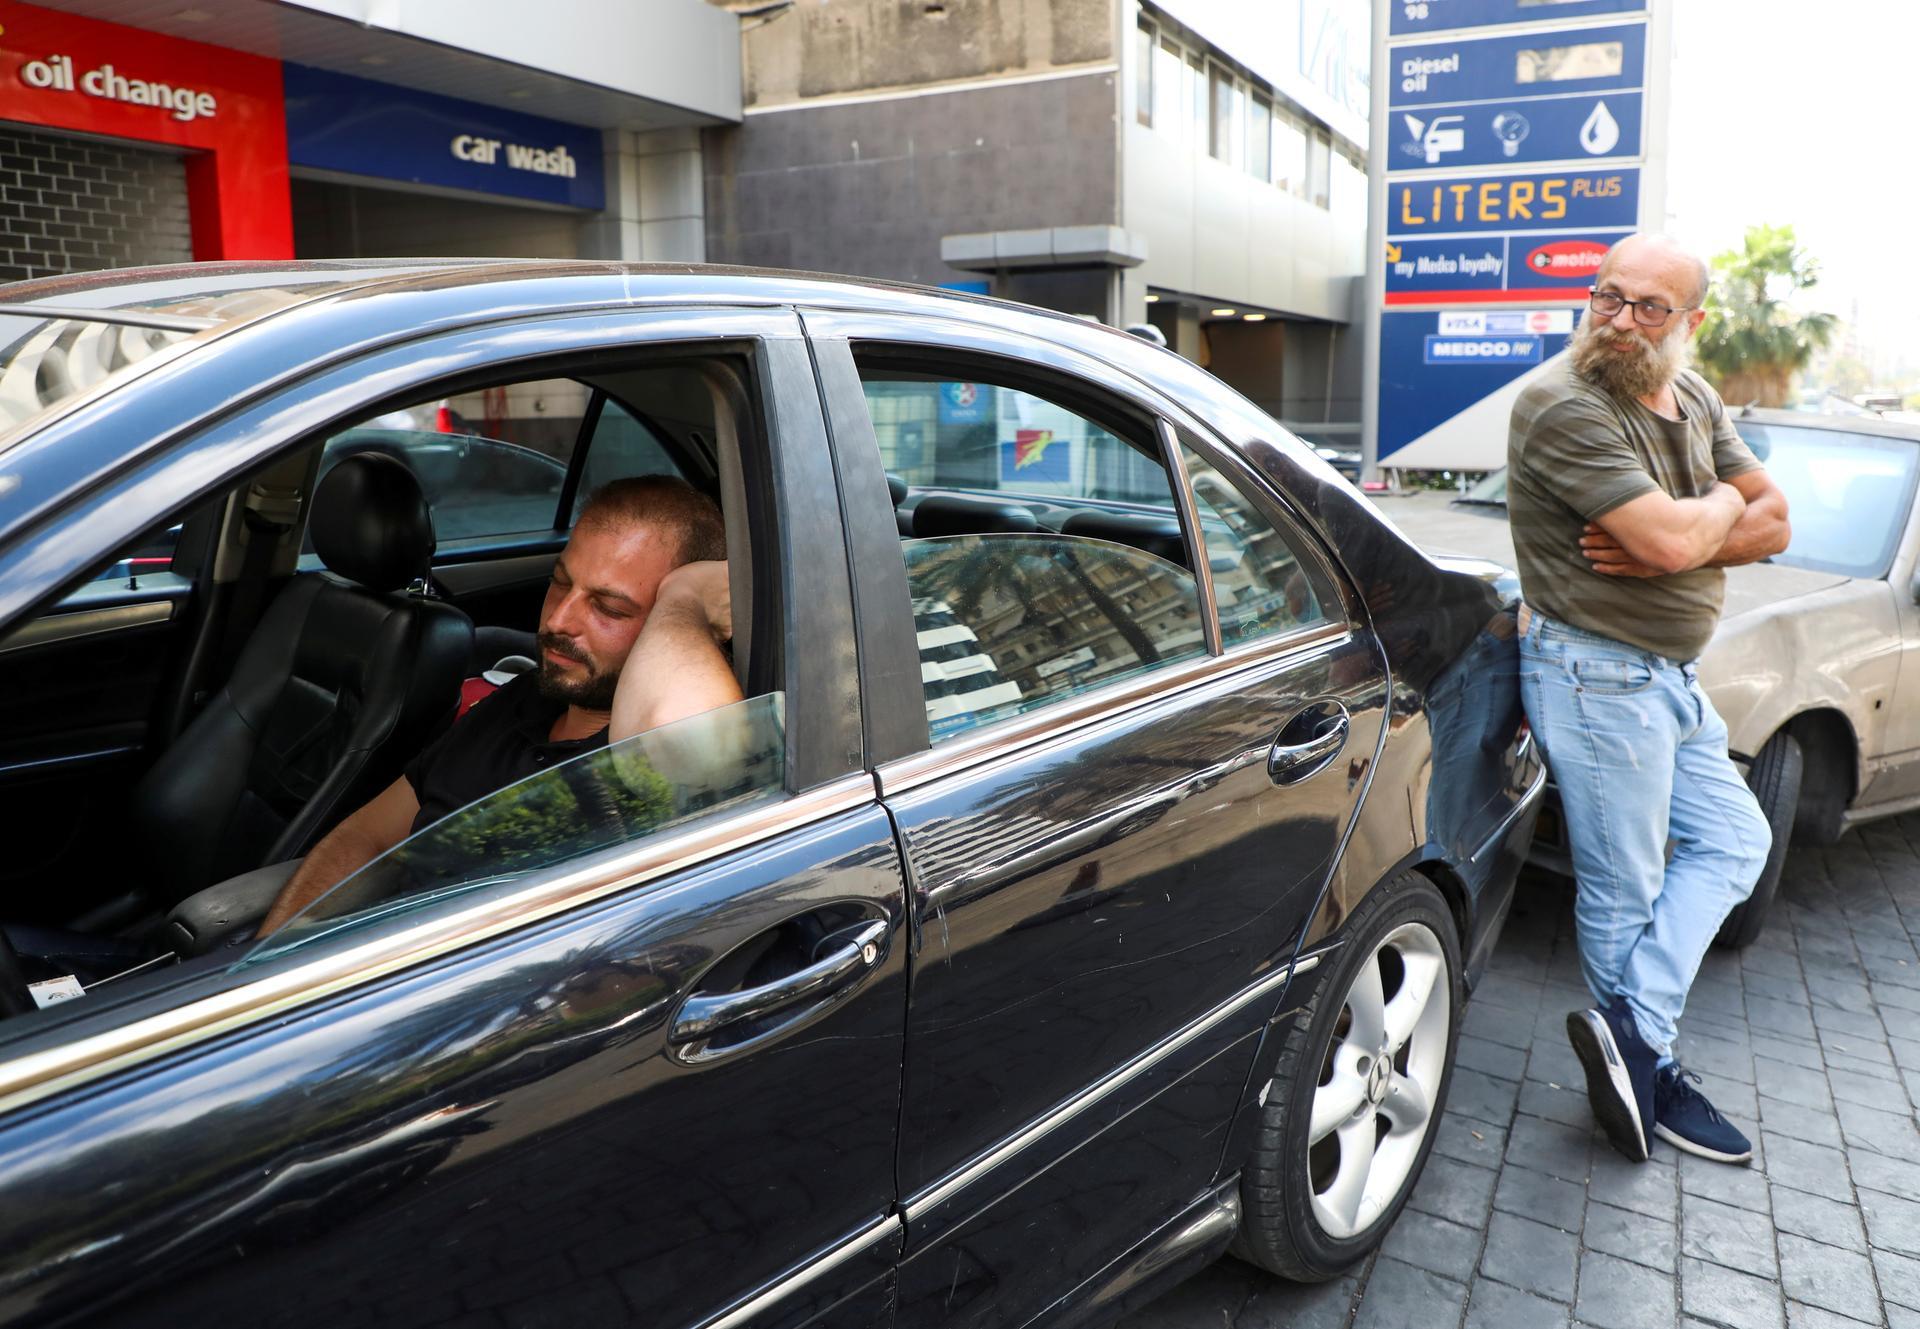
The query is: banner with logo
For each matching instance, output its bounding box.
[1363,1,1668,470]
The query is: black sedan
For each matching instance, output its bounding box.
[0,262,1542,1329]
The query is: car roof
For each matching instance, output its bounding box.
[1732,405,1920,443]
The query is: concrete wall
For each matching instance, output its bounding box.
[733,0,1114,104]
[704,69,1120,287]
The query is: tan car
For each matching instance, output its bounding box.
[1377,408,1920,947]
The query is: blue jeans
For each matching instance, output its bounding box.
[1519,610,1770,1057]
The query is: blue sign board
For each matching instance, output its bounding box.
[1388,92,1641,171]
[1423,334,1544,365]
[1386,228,1632,300]
[1380,311,1572,455]
[1389,167,1639,235]
[1388,23,1646,108]
[283,64,605,210]
[1390,0,1646,37]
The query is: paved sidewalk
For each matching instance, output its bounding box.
[1120,813,1920,1329]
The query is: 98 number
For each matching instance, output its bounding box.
[1403,2,1429,16]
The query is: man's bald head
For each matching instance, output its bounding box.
[1596,233,1711,308]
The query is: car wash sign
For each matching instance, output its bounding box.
[1365,2,1666,471]
[282,64,604,210]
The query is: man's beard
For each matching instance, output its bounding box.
[1570,311,1692,401]
[535,631,619,710]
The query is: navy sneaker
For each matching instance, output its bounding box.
[1566,998,1658,1163]
[1653,1064,1753,1164]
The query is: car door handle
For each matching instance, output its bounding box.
[669,918,890,1047]
[1267,703,1350,785]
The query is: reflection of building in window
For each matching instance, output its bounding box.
[908,537,1206,738]
[915,596,1024,736]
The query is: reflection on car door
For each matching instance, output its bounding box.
[0,801,909,1329]
[818,338,1389,1327]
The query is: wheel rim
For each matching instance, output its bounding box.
[1305,920,1450,1240]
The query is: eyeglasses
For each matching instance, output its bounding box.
[1589,288,1694,328]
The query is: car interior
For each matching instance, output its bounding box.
[0,351,773,1021]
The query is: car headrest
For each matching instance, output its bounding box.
[913,494,1040,539]
[1060,511,1187,567]
[886,472,909,506]
[310,452,435,593]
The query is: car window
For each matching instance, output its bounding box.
[1177,440,1339,647]
[310,379,683,552]
[862,373,1172,504]
[1735,423,1920,579]
[906,536,1206,738]
[245,693,787,964]
[857,363,1207,742]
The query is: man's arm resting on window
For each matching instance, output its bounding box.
[1704,469,1790,568]
[611,560,744,746]
[1579,482,1747,577]
[256,777,420,936]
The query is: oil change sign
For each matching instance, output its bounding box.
[1364,2,1666,471]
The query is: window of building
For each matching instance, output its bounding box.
[1330,148,1367,231]
[1178,441,1338,647]
[1250,95,1274,184]
[1209,63,1245,165]
[1272,106,1309,196]
[1188,52,1207,142]
[1136,17,1154,127]
[1307,128,1333,209]
[857,365,1207,742]
[1154,37,1186,140]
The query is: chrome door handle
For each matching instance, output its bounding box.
[669,918,889,1046]
[1267,705,1350,785]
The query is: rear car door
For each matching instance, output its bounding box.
[808,316,1389,1327]
[0,310,905,1329]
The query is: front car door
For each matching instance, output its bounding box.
[0,296,904,1329]
[807,313,1388,1327]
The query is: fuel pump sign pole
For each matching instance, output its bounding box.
[1362,0,1672,476]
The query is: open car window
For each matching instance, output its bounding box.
[242,693,786,966]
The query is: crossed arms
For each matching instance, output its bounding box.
[1579,469,1790,578]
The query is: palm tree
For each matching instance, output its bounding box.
[1695,224,1837,408]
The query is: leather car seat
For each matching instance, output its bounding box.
[123,453,474,920]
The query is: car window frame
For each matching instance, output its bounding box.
[0,306,874,1109]
[804,312,1355,787]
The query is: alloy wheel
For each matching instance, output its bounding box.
[1305,920,1450,1239]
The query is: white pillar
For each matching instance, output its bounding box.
[578,126,708,262]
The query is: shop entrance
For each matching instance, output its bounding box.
[292,178,583,261]
[0,125,192,281]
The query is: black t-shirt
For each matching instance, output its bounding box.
[403,672,609,833]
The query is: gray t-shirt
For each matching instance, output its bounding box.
[1507,362,1761,661]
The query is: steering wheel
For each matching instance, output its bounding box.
[0,927,35,1018]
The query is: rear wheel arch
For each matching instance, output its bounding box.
[1410,858,1472,953]
[1783,707,1855,845]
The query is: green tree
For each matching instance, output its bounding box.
[1695,224,1837,408]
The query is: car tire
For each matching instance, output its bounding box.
[1232,871,1461,1282]
[1714,730,1803,950]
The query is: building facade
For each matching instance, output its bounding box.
[703,0,1371,442]
[0,0,741,278]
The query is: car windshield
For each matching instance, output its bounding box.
[1735,422,1920,579]
[241,693,787,966]
[1456,469,1508,506]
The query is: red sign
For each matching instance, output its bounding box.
[0,1,290,260]
[1521,239,1610,283]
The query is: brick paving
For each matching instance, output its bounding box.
[1120,812,1920,1329]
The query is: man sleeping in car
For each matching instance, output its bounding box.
[258,474,741,935]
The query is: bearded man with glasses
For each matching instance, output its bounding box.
[1507,233,1791,1167]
